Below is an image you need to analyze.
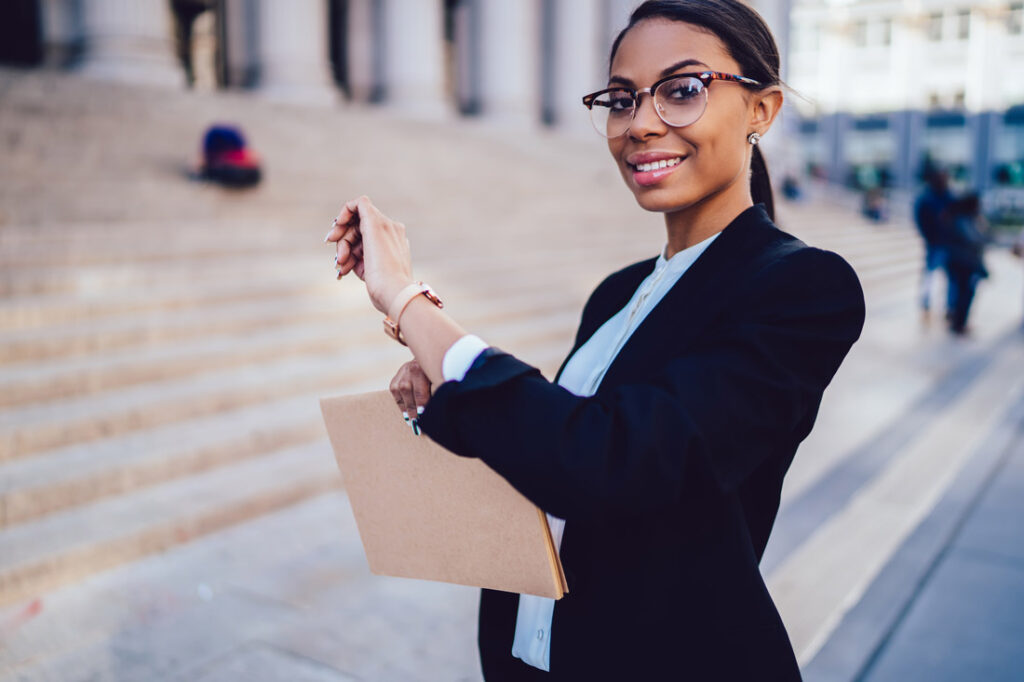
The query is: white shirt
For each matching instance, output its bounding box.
[440,231,720,671]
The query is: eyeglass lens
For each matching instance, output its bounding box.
[589,76,708,138]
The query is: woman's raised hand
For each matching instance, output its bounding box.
[325,195,415,315]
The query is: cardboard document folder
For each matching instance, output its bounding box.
[319,390,568,599]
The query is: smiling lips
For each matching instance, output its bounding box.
[627,154,686,186]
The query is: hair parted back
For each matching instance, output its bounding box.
[608,0,781,221]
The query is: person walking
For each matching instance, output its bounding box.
[944,194,989,336]
[326,1,865,678]
[1014,227,1024,328]
[914,169,955,322]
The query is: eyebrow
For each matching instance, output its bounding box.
[608,59,710,87]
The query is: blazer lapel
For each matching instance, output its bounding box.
[595,205,776,392]
[553,259,656,384]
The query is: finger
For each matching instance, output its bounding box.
[398,377,418,426]
[338,235,362,274]
[411,370,432,416]
[389,370,411,420]
[335,225,361,263]
[324,202,359,243]
[338,253,360,276]
[355,195,386,230]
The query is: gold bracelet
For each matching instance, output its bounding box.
[383,281,444,346]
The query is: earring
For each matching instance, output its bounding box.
[747,132,761,145]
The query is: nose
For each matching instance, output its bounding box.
[628,90,668,140]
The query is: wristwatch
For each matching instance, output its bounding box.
[383,281,444,346]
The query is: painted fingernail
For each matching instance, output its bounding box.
[324,231,332,243]
[402,411,409,422]
[336,270,343,280]
[416,406,425,416]
[411,420,421,436]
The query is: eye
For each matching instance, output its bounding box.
[662,78,702,101]
[607,92,634,111]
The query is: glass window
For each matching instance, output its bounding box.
[927,11,944,41]
[1010,3,1023,35]
[853,19,868,46]
[880,18,893,46]
[956,9,970,40]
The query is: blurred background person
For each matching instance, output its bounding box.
[914,168,954,323]
[1014,227,1024,327]
[944,193,989,336]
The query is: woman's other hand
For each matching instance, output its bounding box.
[326,195,415,315]
[390,360,432,432]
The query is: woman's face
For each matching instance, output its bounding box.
[607,19,762,215]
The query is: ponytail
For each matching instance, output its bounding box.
[750,145,774,222]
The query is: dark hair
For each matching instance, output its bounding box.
[608,0,781,221]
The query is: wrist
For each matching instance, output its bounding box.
[377,277,415,314]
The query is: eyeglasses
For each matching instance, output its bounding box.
[581,71,762,139]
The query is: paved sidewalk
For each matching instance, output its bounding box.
[805,362,1024,682]
[0,492,482,681]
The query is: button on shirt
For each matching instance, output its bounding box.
[439,231,720,671]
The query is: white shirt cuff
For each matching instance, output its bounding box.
[442,334,490,382]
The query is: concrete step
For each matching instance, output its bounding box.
[0,226,923,367]
[0,395,325,527]
[0,294,341,364]
[0,285,578,408]
[0,328,571,527]
[769,332,1024,666]
[0,306,579,461]
[0,248,592,352]
[0,439,342,607]
[0,267,323,331]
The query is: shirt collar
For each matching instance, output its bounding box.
[655,229,722,274]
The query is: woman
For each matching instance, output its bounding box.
[326,1,865,678]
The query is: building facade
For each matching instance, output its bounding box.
[788,0,1024,192]
[5,0,791,139]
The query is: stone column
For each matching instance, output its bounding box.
[39,0,84,67]
[550,0,605,136]
[599,0,633,55]
[477,0,542,127]
[965,7,1006,113]
[220,0,259,88]
[748,0,792,78]
[255,0,337,103]
[76,0,184,87]
[891,109,926,190]
[346,0,384,102]
[452,0,481,114]
[379,0,449,117]
[822,111,852,185]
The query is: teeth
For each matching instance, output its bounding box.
[634,157,682,172]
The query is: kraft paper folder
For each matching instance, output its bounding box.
[319,390,568,599]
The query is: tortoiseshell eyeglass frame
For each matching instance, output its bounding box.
[581,71,763,136]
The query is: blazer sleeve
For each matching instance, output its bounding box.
[417,248,866,523]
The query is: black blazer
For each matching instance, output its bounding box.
[419,205,866,681]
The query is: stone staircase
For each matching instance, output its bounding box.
[2,69,1023,680]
